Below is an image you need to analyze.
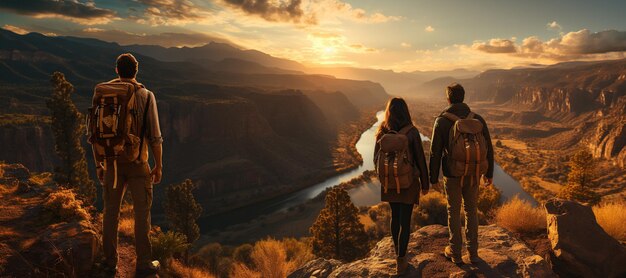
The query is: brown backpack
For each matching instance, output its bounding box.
[86,79,150,188]
[376,125,417,193]
[442,112,488,184]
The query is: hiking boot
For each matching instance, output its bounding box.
[396,256,409,275]
[443,246,462,264]
[465,252,481,264]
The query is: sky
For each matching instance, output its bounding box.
[1,0,626,71]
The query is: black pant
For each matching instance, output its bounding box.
[389,202,414,257]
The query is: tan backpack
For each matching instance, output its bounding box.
[86,79,150,188]
[442,112,488,184]
[376,125,417,193]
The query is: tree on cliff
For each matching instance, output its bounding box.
[164,179,203,261]
[46,72,96,204]
[558,148,599,204]
[310,186,369,261]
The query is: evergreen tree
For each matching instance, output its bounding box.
[310,186,369,261]
[558,148,599,204]
[46,72,95,204]
[164,179,203,260]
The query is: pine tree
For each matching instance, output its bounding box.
[164,179,203,261]
[46,72,96,204]
[310,186,369,261]
[558,148,599,204]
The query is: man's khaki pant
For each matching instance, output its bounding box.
[103,161,153,269]
[443,176,479,257]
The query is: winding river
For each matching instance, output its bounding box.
[200,111,535,232]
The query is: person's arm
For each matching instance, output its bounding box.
[429,117,444,185]
[373,134,381,165]
[146,91,164,184]
[412,128,430,194]
[479,115,494,184]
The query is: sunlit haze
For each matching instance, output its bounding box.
[2,0,626,71]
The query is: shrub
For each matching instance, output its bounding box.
[231,263,261,278]
[414,191,448,227]
[150,231,190,263]
[281,237,314,269]
[169,259,216,278]
[194,242,224,274]
[593,202,626,241]
[478,184,502,217]
[495,197,545,234]
[233,244,254,267]
[44,189,90,222]
[251,238,292,278]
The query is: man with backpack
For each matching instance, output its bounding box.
[429,83,494,264]
[87,53,163,276]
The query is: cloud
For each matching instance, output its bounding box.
[220,0,314,24]
[424,25,434,32]
[73,28,233,47]
[472,29,626,61]
[472,38,517,53]
[400,42,411,48]
[135,0,214,26]
[546,21,562,31]
[3,24,29,35]
[0,0,118,25]
[217,0,400,25]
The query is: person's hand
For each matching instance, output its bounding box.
[151,166,162,184]
[421,188,429,195]
[483,176,493,186]
[96,168,105,185]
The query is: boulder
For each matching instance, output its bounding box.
[545,199,626,278]
[287,258,342,278]
[1,163,30,181]
[26,220,100,276]
[290,225,555,278]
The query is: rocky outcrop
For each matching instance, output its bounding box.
[589,118,626,168]
[290,225,554,278]
[0,124,57,172]
[0,163,101,277]
[545,199,626,278]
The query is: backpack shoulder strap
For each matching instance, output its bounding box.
[466,112,475,119]
[442,112,460,122]
[398,124,414,135]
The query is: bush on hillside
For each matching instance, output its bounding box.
[414,191,448,227]
[233,244,254,267]
[495,197,545,234]
[478,184,502,217]
[281,237,314,270]
[169,259,216,278]
[251,238,293,278]
[593,201,626,242]
[231,263,261,278]
[43,189,90,222]
[150,231,190,263]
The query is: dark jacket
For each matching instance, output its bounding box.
[374,125,430,204]
[429,103,494,184]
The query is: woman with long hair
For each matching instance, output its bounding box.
[374,97,429,275]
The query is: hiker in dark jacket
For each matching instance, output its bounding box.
[429,83,494,264]
[374,97,429,275]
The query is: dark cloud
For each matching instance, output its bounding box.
[0,0,117,24]
[551,29,626,54]
[221,0,314,24]
[472,39,517,54]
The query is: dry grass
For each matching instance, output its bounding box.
[593,202,626,241]
[500,139,528,150]
[251,238,293,278]
[230,263,261,278]
[495,197,546,234]
[43,189,90,221]
[169,259,216,278]
[118,204,134,238]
